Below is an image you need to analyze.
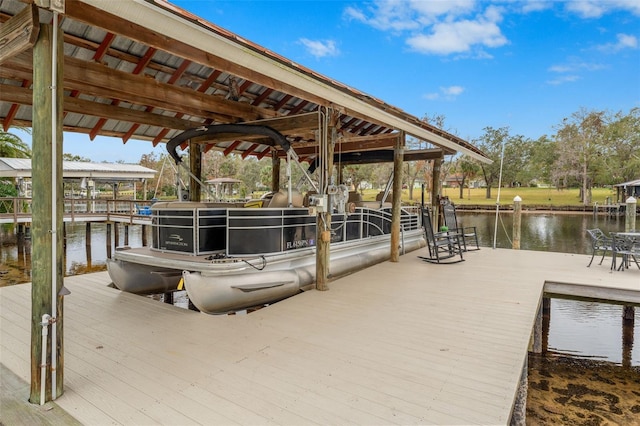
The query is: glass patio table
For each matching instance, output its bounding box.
[610,231,640,271]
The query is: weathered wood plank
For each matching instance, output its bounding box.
[0,4,39,65]
[0,364,81,426]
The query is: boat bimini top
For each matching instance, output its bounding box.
[165,123,319,194]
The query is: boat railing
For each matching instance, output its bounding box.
[0,197,155,224]
[147,203,422,257]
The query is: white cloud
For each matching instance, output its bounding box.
[344,1,421,31]
[596,33,638,52]
[298,38,340,58]
[547,56,606,85]
[519,0,552,14]
[443,85,465,96]
[346,1,508,57]
[409,0,476,23]
[565,1,607,18]
[546,75,581,85]
[407,7,507,55]
[548,58,606,74]
[424,85,465,100]
[565,0,640,18]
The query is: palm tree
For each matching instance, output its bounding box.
[0,130,31,158]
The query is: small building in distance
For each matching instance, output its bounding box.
[0,157,156,199]
[614,178,640,203]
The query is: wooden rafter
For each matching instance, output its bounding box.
[89,47,157,140]
[0,84,203,130]
[122,58,193,143]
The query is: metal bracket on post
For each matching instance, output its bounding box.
[34,0,65,13]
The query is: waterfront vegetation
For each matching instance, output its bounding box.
[364,187,618,207]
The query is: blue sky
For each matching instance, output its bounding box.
[15,0,640,162]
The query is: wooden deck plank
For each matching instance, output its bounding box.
[2,248,638,425]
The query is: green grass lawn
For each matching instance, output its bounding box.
[360,187,620,207]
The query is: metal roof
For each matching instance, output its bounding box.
[0,0,490,164]
[0,157,156,180]
[614,179,640,187]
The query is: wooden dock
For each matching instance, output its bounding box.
[1,248,638,425]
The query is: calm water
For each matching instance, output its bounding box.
[458,210,626,253]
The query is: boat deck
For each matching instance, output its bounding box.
[1,248,638,425]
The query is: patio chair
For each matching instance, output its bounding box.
[418,206,464,264]
[586,228,612,267]
[442,204,479,251]
[610,232,640,271]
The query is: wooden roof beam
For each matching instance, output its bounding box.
[123,57,192,142]
[0,4,39,64]
[89,47,158,140]
[0,84,204,131]
[2,52,278,123]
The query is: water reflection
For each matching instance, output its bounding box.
[459,211,626,253]
[547,299,639,366]
[0,222,146,286]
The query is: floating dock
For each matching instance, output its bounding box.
[1,248,638,425]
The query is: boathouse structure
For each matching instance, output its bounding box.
[0,0,489,409]
[0,157,156,198]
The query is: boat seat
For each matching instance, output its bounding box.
[267,190,304,208]
[348,191,362,203]
[375,191,392,202]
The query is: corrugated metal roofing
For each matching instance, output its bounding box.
[0,0,489,163]
[0,157,156,179]
[614,179,640,187]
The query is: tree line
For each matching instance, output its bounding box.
[423,107,639,204]
[1,107,638,205]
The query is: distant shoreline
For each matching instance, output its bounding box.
[454,204,629,215]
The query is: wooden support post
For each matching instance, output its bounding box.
[141,224,148,247]
[106,222,112,259]
[532,298,543,354]
[17,224,25,243]
[625,196,637,232]
[513,196,522,250]
[114,222,120,248]
[622,305,634,368]
[62,222,67,255]
[85,222,92,268]
[542,297,550,353]
[316,109,336,291]
[30,22,64,404]
[431,157,443,229]
[189,140,201,202]
[390,132,404,262]
[271,151,281,192]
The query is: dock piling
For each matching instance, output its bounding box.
[625,196,637,232]
[513,196,522,250]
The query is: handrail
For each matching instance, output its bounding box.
[0,197,156,225]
